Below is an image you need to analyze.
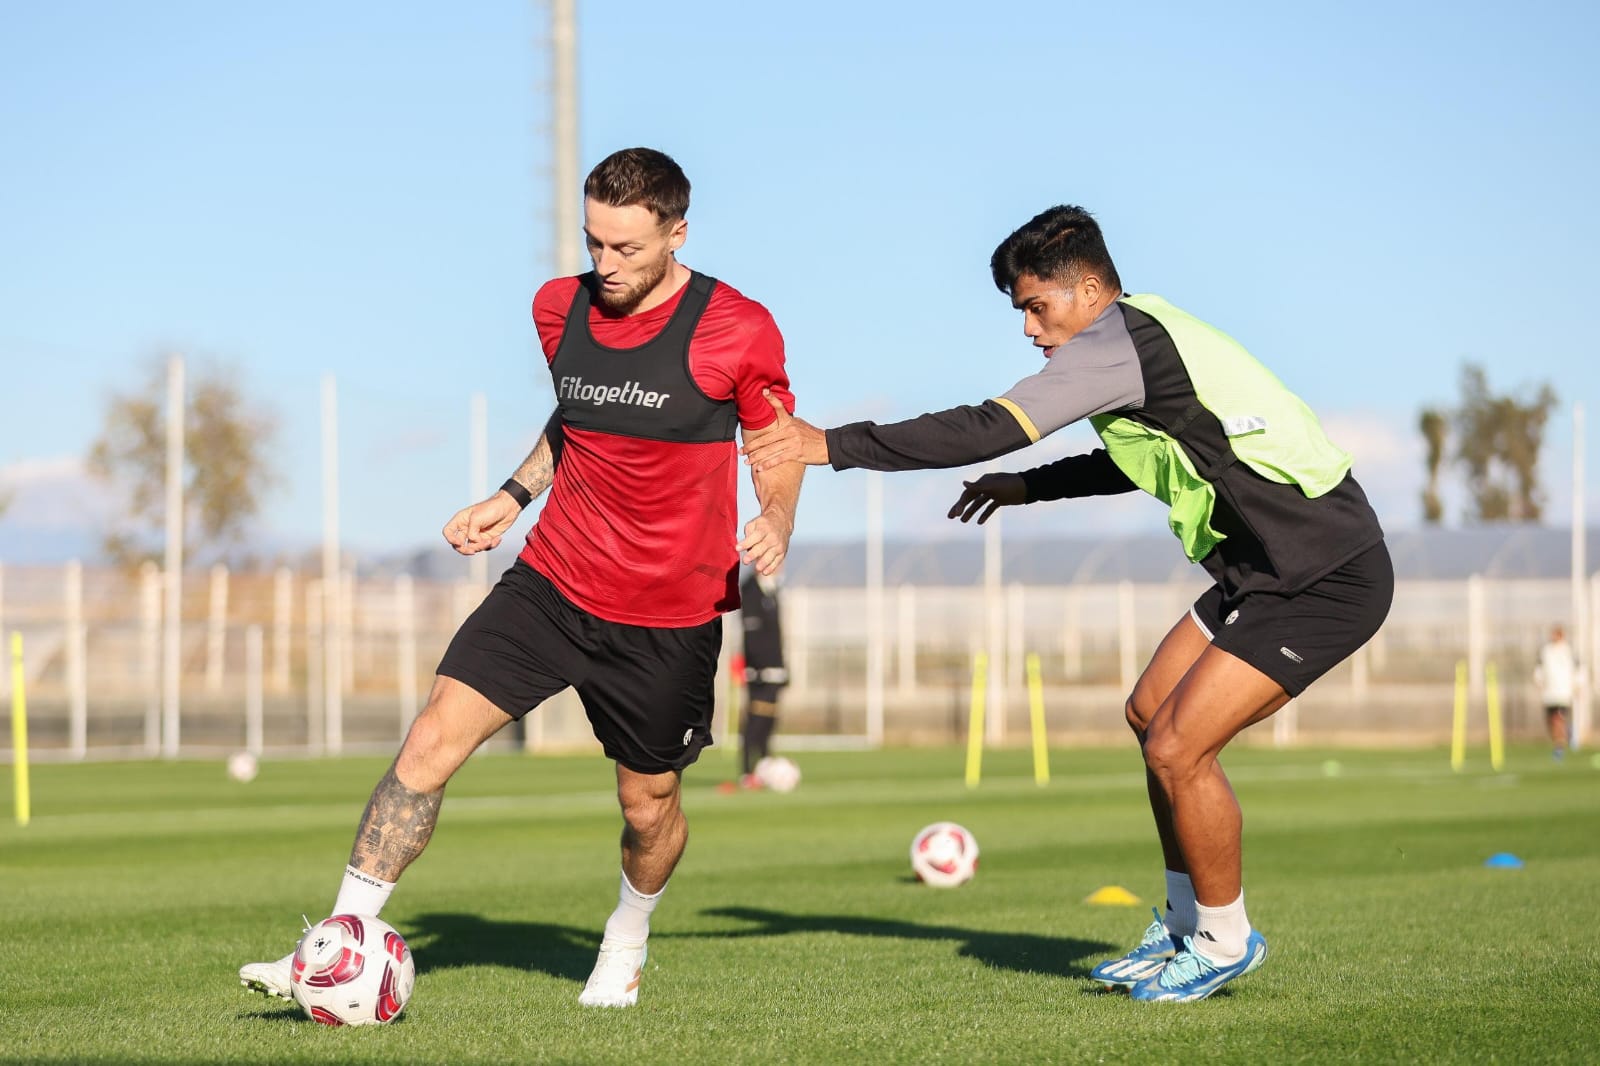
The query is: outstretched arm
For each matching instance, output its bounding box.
[741,391,1033,473]
[442,411,564,556]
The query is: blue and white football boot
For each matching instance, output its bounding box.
[1130,930,1268,1002]
[1088,908,1179,989]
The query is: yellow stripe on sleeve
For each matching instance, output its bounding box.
[993,397,1041,443]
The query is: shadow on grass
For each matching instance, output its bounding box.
[403,912,599,982]
[394,907,1116,985]
[695,905,1115,980]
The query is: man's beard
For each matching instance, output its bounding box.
[595,254,672,314]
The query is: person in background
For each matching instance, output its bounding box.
[737,564,788,788]
[1534,624,1576,760]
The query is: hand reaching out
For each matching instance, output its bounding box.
[947,472,1027,525]
[740,390,829,471]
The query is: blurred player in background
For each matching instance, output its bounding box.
[1534,624,1576,759]
[241,147,804,1009]
[737,564,788,787]
[742,204,1392,1003]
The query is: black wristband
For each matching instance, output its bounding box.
[500,478,533,509]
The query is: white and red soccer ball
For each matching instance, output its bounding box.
[753,755,801,793]
[910,821,980,888]
[291,914,416,1026]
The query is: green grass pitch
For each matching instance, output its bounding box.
[2,743,1597,1064]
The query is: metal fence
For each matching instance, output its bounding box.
[1,561,1595,761]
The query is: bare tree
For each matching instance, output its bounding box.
[1420,363,1558,524]
[87,357,278,568]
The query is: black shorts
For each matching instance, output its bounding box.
[1190,542,1393,696]
[437,560,722,775]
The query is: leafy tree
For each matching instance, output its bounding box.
[87,357,278,567]
[1419,362,1558,524]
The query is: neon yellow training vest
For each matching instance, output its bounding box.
[1087,295,1352,563]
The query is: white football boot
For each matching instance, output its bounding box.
[577,942,647,1007]
[238,951,296,1000]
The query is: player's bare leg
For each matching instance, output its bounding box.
[240,676,508,999]
[1129,645,1287,1001]
[580,766,687,1007]
[1090,615,1210,988]
[350,676,509,879]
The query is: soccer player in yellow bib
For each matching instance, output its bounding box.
[742,204,1392,1002]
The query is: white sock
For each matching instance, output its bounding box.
[1163,870,1197,938]
[331,865,396,918]
[601,871,663,948]
[1193,889,1250,965]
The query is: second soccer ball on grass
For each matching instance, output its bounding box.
[753,755,801,792]
[910,822,979,887]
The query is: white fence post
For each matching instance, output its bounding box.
[245,624,263,756]
[272,567,292,694]
[140,561,161,755]
[65,560,87,759]
[206,563,229,694]
[396,574,417,738]
[896,585,916,695]
[1117,581,1138,693]
[306,577,324,755]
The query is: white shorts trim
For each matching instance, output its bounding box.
[1188,603,1216,642]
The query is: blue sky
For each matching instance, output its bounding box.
[3,0,1597,568]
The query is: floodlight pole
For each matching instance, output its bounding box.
[162,354,184,758]
[469,392,489,595]
[1573,402,1590,750]
[550,0,581,276]
[321,374,343,756]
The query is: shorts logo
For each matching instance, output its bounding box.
[682,729,693,747]
[1279,646,1304,663]
[1225,610,1240,625]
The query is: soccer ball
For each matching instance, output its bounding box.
[910,822,979,888]
[291,914,416,1026]
[226,751,258,783]
[753,755,801,793]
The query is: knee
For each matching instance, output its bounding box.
[1125,685,1161,738]
[1140,721,1206,786]
[618,783,680,840]
[394,705,461,790]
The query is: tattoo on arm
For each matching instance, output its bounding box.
[507,412,563,500]
[348,766,444,882]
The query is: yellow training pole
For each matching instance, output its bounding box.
[965,652,987,789]
[1450,659,1467,772]
[11,632,29,827]
[1026,652,1049,786]
[1486,661,1504,772]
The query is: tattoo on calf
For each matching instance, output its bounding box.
[349,766,444,882]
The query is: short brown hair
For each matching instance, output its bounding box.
[583,147,691,224]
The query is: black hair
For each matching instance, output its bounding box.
[989,204,1121,293]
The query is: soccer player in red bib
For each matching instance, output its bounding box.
[241,148,804,1009]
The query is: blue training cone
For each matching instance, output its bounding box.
[1484,852,1524,869]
